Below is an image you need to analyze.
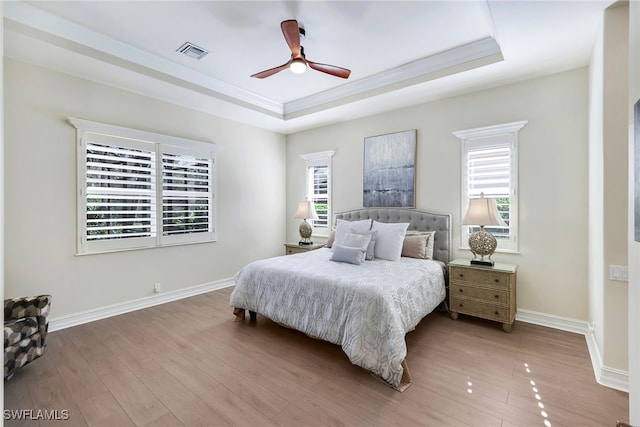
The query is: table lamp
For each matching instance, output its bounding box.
[295,200,318,245]
[462,193,506,266]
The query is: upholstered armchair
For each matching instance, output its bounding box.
[4,295,52,380]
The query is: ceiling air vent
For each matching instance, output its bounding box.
[176,42,209,60]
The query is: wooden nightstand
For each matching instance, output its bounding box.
[448,259,518,332]
[284,242,325,255]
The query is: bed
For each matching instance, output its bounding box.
[230,208,451,391]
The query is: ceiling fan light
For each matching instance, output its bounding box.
[290,59,306,74]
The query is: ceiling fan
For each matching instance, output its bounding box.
[251,20,351,79]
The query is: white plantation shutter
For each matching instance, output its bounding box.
[455,121,526,252]
[71,118,217,254]
[463,138,512,242]
[81,134,158,253]
[161,147,214,245]
[301,151,335,233]
[466,143,511,199]
[85,141,157,240]
[308,165,329,228]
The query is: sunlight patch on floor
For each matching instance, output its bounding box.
[524,363,552,427]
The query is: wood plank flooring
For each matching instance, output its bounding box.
[4,287,629,426]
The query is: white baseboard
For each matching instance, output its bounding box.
[516,308,591,334]
[516,308,629,393]
[584,328,630,393]
[48,278,235,332]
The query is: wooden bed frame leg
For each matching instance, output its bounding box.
[249,311,257,321]
[232,307,246,321]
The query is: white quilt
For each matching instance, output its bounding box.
[230,248,446,389]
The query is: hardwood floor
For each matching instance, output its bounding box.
[4,287,628,426]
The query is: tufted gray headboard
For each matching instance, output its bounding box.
[334,208,451,264]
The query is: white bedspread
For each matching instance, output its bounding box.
[230,248,446,389]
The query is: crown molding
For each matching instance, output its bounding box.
[283,37,503,119]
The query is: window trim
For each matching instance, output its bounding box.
[300,150,335,236]
[454,120,527,254]
[69,118,218,255]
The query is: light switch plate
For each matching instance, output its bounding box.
[609,265,629,282]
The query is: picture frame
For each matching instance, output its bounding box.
[363,129,416,208]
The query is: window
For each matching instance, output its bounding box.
[454,121,526,253]
[300,151,335,233]
[70,118,217,255]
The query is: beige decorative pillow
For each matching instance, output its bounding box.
[405,230,436,259]
[401,233,431,259]
[326,229,336,248]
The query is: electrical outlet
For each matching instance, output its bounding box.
[154,283,161,293]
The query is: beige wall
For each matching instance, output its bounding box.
[3,59,286,318]
[602,2,630,372]
[287,68,590,320]
[588,2,630,374]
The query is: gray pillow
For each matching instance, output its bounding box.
[330,244,367,265]
[342,232,372,252]
[352,229,378,260]
[341,232,372,263]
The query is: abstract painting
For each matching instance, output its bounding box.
[363,130,416,208]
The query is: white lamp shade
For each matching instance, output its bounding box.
[462,195,507,227]
[295,200,318,220]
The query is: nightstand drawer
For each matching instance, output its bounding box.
[450,296,510,322]
[286,246,307,255]
[450,266,510,287]
[284,243,325,255]
[449,284,508,305]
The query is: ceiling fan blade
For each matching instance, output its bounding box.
[253,20,349,80]
[281,20,301,57]
[250,60,292,79]
[307,60,351,79]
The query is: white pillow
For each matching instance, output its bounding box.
[425,230,436,259]
[332,219,372,250]
[371,221,410,261]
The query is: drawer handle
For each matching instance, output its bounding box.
[494,294,499,299]
[459,273,464,278]
[459,303,464,308]
[494,278,499,283]
[458,289,464,293]
[494,311,499,315]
